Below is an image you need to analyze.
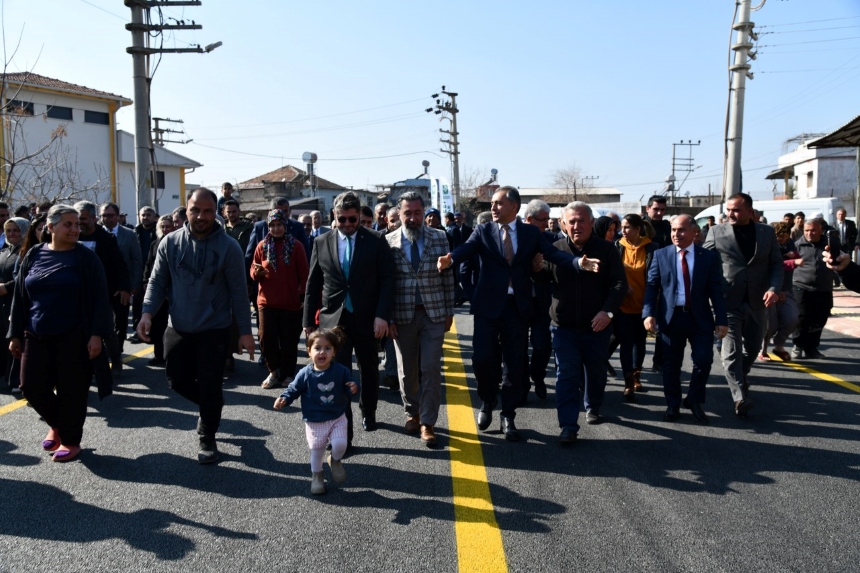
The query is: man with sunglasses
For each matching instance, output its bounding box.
[304,191,395,451]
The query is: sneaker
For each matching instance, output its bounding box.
[261,373,281,389]
[311,471,326,495]
[198,437,219,464]
[585,409,601,425]
[327,452,346,483]
[804,348,825,359]
[791,347,804,360]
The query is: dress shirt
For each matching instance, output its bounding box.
[401,229,423,266]
[674,245,695,306]
[337,229,354,267]
[498,221,518,295]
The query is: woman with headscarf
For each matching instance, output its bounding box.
[593,216,618,243]
[252,209,309,389]
[0,217,30,393]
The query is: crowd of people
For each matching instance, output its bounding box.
[4,185,852,495]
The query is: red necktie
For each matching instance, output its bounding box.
[680,249,691,307]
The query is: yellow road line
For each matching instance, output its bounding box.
[767,352,860,393]
[123,345,155,363]
[443,321,507,573]
[0,399,27,416]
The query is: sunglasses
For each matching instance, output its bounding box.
[338,216,358,224]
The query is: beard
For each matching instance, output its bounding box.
[402,223,422,243]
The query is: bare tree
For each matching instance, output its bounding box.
[545,164,585,204]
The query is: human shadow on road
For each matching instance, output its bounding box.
[0,478,257,560]
[0,440,41,467]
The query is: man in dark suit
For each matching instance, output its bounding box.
[447,211,473,304]
[304,191,395,444]
[438,187,599,440]
[835,207,857,257]
[643,214,728,424]
[703,193,782,417]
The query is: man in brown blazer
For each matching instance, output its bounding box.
[386,192,455,447]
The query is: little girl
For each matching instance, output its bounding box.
[274,328,358,495]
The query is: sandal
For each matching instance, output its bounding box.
[773,349,791,362]
[756,353,771,362]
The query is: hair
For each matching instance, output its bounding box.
[477,211,492,225]
[139,205,156,217]
[270,196,289,209]
[333,191,362,213]
[622,213,644,230]
[0,202,9,210]
[837,207,847,215]
[14,205,29,218]
[99,201,120,216]
[772,221,791,236]
[73,200,97,218]
[172,206,188,222]
[360,205,374,218]
[398,191,425,208]
[496,185,521,210]
[804,217,823,229]
[222,182,234,191]
[375,202,390,212]
[190,187,218,206]
[306,327,345,357]
[783,212,794,220]
[156,214,174,239]
[222,199,240,211]
[20,213,47,258]
[727,192,753,209]
[524,199,550,219]
[564,201,594,221]
[794,211,805,219]
[37,201,54,213]
[310,210,322,218]
[647,195,667,208]
[641,218,655,239]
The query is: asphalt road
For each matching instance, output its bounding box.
[1,307,859,573]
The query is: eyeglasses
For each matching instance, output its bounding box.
[338,216,358,224]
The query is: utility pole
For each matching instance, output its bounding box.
[670,140,701,204]
[723,0,759,202]
[426,87,461,207]
[125,0,220,214]
[152,117,191,145]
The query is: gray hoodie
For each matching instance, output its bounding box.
[143,221,252,335]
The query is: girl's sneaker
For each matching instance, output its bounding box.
[311,471,326,495]
[327,452,346,483]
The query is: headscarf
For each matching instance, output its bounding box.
[593,216,616,242]
[263,209,296,270]
[5,217,30,247]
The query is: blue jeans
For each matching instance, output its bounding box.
[552,325,611,432]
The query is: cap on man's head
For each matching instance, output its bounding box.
[425,208,441,217]
[810,212,824,221]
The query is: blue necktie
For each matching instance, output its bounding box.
[344,236,353,312]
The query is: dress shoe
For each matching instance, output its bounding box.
[404,416,420,434]
[148,357,166,367]
[734,399,754,417]
[585,409,601,425]
[477,401,496,431]
[362,413,377,431]
[664,406,680,422]
[500,417,520,441]
[683,398,709,424]
[198,437,219,464]
[791,347,804,360]
[533,379,547,400]
[128,334,141,344]
[111,361,123,379]
[804,348,825,359]
[632,369,645,392]
[558,427,577,445]
[420,425,438,447]
[606,362,617,378]
[52,445,81,463]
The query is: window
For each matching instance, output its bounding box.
[154,171,165,190]
[807,171,814,188]
[6,99,34,116]
[84,110,109,125]
[46,105,73,120]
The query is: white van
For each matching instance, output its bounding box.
[695,197,847,228]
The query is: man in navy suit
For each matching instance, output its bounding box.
[437,187,599,440]
[643,215,728,424]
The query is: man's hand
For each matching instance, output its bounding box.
[591,310,612,332]
[763,290,779,307]
[715,325,728,339]
[531,253,544,272]
[444,315,454,332]
[823,245,851,272]
[116,290,131,305]
[580,254,600,273]
[373,318,388,338]
[87,336,102,360]
[437,253,453,272]
[238,334,256,361]
[388,322,399,340]
[304,326,316,337]
[9,338,21,359]
[643,316,657,334]
[346,381,359,395]
[136,313,153,343]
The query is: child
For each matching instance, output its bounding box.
[274,328,359,495]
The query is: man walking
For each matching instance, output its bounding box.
[386,192,455,447]
[137,188,255,464]
[791,217,833,359]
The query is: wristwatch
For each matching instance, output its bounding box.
[606,312,614,319]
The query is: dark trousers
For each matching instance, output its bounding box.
[111,297,130,352]
[335,309,380,441]
[132,290,143,332]
[258,307,302,381]
[164,326,229,438]
[518,299,552,401]
[616,311,647,375]
[21,328,90,446]
[473,296,527,419]
[660,310,714,408]
[151,303,169,361]
[552,325,611,431]
[792,288,833,351]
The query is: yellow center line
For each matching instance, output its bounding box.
[124,345,155,363]
[767,352,860,393]
[443,321,508,573]
[0,399,27,416]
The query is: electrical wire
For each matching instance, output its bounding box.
[759,15,860,28]
[189,142,442,162]
[78,0,126,20]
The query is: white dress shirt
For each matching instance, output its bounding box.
[674,245,695,306]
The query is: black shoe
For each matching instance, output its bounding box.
[382,374,399,391]
[650,364,661,373]
[791,347,803,360]
[224,356,235,373]
[362,413,377,431]
[198,437,219,464]
[664,406,680,422]
[148,357,166,367]
[585,409,601,425]
[735,399,754,417]
[128,334,141,344]
[683,398,709,424]
[804,348,824,359]
[607,363,617,378]
[558,427,577,445]
[500,417,520,441]
[533,379,547,400]
[477,401,495,431]
[111,362,123,379]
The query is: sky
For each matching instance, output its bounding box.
[4,0,860,207]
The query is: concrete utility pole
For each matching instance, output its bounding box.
[125,0,219,214]
[723,0,758,201]
[426,87,461,207]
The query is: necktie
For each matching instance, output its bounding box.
[411,238,422,305]
[680,249,691,307]
[502,224,514,265]
[841,223,845,244]
[344,236,353,312]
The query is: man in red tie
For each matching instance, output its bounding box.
[643,215,728,424]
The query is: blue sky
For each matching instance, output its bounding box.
[4,0,860,206]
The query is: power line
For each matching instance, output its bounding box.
[760,24,860,35]
[79,0,126,20]
[758,35,860,47]
[759,15,860,28]
[190,142,442,161]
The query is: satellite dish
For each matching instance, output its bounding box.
[491,168,498,175]
[302,152,318,164]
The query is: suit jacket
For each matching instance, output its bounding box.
[303,226,394,329]
[834,219,858,249]
[112,224,143,291]
[642,244,727,330]
[386,226,454,323]
[310,226,331,238]
[245,218,309,266]
[703,222,783,311]
[450,220,579,320]
[447,224,474,249]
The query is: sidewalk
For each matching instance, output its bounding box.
[826,287,860,338]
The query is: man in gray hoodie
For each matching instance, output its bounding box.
[137,188,255,464]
